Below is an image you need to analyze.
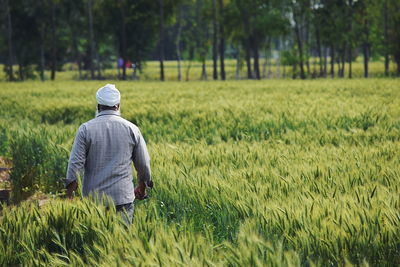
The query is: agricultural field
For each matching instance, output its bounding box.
[0,79,399,266]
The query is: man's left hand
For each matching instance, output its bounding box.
[134,182,147,200]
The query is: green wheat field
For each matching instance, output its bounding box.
[0,79,399,266]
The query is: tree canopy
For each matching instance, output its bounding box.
[0,0,399,81]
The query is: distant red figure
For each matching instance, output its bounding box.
[125,60,132,68]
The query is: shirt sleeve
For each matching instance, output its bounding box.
[65,124,87,187]
[132,128,152,186]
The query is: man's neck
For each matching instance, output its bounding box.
[95,109,121,117]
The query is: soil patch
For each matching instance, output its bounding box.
[0,157,11,189]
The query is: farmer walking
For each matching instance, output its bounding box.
[65,84,152,223]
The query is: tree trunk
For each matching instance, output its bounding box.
[39,28,45,81]
[195,0,208,81]
[88,0,95,79]
[363,17,370,78]
[159,0,165,81]
[305,10,311,76]
[330,45,335,78]
[118,0,127,80]
[175,6,183,81]
[262,57,267,78]
[243,14,252,79]
[276,41,281,79]
[252,37,260,80]
[316,27,323,77]
[50,2,57,80]
[348,0,353,79]
[293,9,305,79]
[201,60,207,80]
[348,46,352,79]
[339,44,346,78]
[244,39,252,79]
[5,0,14,81]
[363,43,369,78]
[217,0,225,80]
[384,0,389,76]
[341,47,346,78]
[96,52,102,79]
[323,47,327,77]
[212,0,218,80]
[336,56,340,77]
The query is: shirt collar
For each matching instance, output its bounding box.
[96,110,121,117]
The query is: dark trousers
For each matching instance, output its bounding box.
[115,202,134,224]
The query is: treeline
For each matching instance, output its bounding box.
[0,0,399,81]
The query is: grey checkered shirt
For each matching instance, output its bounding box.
[66,110,151,205]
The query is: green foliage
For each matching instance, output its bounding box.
[0,125,9,156]
[9,127,69,203]
[0,79,399,265]
[1,0,400,81]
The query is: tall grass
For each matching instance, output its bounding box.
[0,79,399,265]
[9,127,69,202]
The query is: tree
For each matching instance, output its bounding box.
[1,0,398,81]
[1,0,15,81]
[8,0,42,80]
[354,0,379,78]
[387,0,400,75]
[291,0,308,79]
[49,0,58,80]
[159,0,165,81]
[224,0,250,78]
[63,0,86,80]
[312,1,324,77]
[217,0,226,80]
[211,0,218,80]
[347,0,355,79]
[0,0,13,80]
[229,0,288,80]
[175,4,183,81]
[195,0,209,80]
[99,0,160,79]
[291,0,311,79]
[383,0,389,76]
[87,0,96,79]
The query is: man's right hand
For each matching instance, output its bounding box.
[134,181,147,200]
[66,180,78,199]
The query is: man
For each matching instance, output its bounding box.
[65,84,152,223]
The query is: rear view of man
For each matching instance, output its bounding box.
[65,84,152,223]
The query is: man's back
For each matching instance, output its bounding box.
[66,109,151,206]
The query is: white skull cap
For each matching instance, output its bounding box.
[96,84,121,106]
